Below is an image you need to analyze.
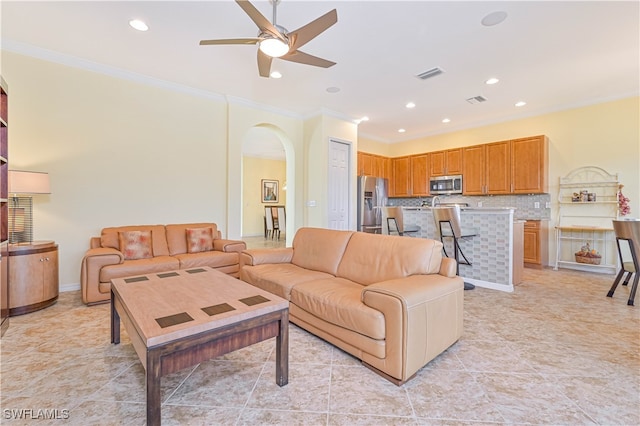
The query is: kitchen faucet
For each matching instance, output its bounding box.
[432,196,441,207]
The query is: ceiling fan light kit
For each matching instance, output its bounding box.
[259,37,289,58]
[200,0,337,77]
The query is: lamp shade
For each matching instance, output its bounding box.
[8,170,51,194]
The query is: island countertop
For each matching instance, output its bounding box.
[400,207,524,292]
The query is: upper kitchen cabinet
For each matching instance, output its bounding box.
[390,154,429,197]
[357,152,391,181]
[430,148,462,177]
[511,135,548,194]
[410,154,430,196]
[463,141,510,195]
[390,156,411,197]
[463,136,548,195]
[462,145,485,195]
[357,152,374,176]
[485,140,511,194]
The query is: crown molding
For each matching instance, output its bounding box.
[2,39,226,101]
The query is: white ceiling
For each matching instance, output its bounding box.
[2,1,639,147]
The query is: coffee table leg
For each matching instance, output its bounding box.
[146,350,162,426]
[111,290,120,344]
[275,310,289,386]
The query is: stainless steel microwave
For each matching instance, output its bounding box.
[430,175,463,195]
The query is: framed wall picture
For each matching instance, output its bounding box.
[262,179,279,203]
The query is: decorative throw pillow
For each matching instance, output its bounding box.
[186,227,214,253]
[119,230,153,260]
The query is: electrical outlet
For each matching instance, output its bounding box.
[477,201,483,207]
[306,200,316,207]
[545,202,551,209]
[534,202,540,209]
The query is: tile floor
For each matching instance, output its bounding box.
[1,267,639,425]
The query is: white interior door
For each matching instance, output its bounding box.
[328,140,351,230]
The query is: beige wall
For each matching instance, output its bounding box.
[3,51,229,289]
[304,114,358,229]
[242,156,286,236]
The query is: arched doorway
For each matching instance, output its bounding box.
[240,124,295,246]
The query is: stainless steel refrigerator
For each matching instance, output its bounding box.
[357,176,388,233]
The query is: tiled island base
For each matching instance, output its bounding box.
[403,207,523,292]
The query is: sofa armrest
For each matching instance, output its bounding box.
[80,247,124,304]
[214,238,247,253]
[439,257,458,278]
[240,248,294,267]
[361,274,463,381]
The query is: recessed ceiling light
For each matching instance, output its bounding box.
[129,19,149,31]
[326,86,340,93]
[515,101,527,107]
[481,11,508,27]
[406,102,416,109]
[442,118,451,123]
[360,116,369,122]
[270,71,282,79]
[398,128,406,133]
[485,78,499,85]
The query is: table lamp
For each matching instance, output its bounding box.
[8,170,51,244]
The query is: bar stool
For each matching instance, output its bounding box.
[384,206,420,237]
[607,219,640,306]
[432,206,477,290]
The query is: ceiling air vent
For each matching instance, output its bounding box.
[416,67,444,80]
[466,95,488,104]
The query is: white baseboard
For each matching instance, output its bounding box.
[60,283,81,292]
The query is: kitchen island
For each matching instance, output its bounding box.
[401,207,523,292]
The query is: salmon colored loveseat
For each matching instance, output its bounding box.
[81,223,245,305]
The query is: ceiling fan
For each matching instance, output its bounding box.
[199,0,338,78]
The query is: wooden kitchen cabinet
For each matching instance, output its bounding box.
[485,140,511,194]
[9,241,59,316]
[462,144,486,195]
[391,156,411,197]
[430,148,462,177]
[511,135,548,194]
[357,152,374,176]
[523,220,548,267]
[410,154,430,196]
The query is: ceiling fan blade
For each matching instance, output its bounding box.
[257,50,273,78]
[199,38,260,46]
[236,0,285,41]
[289,9,337,51]
[281,50,336,68]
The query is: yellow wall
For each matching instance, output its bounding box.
[242,156,286,236]
[3,51,229,289]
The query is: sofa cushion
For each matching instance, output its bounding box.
[99,256,179,282]
[291,228,354,276]
[118,230,153,260]
[166,223,219,255]
[290,278,386,340]
[240,263,333,300]
[186,227,214,253]
[175,251,238,269]
[101,225,169,257]
[337,232,444,285]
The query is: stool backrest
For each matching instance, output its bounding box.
[432,206,463,238]
[384,206,406,234]
[613,219,640,258]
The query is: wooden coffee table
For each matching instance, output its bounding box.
[110,267,289,425]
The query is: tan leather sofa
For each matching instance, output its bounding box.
[240,227,463,385]
[81,223,245,305]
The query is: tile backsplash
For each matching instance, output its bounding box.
[388,194,551,220]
